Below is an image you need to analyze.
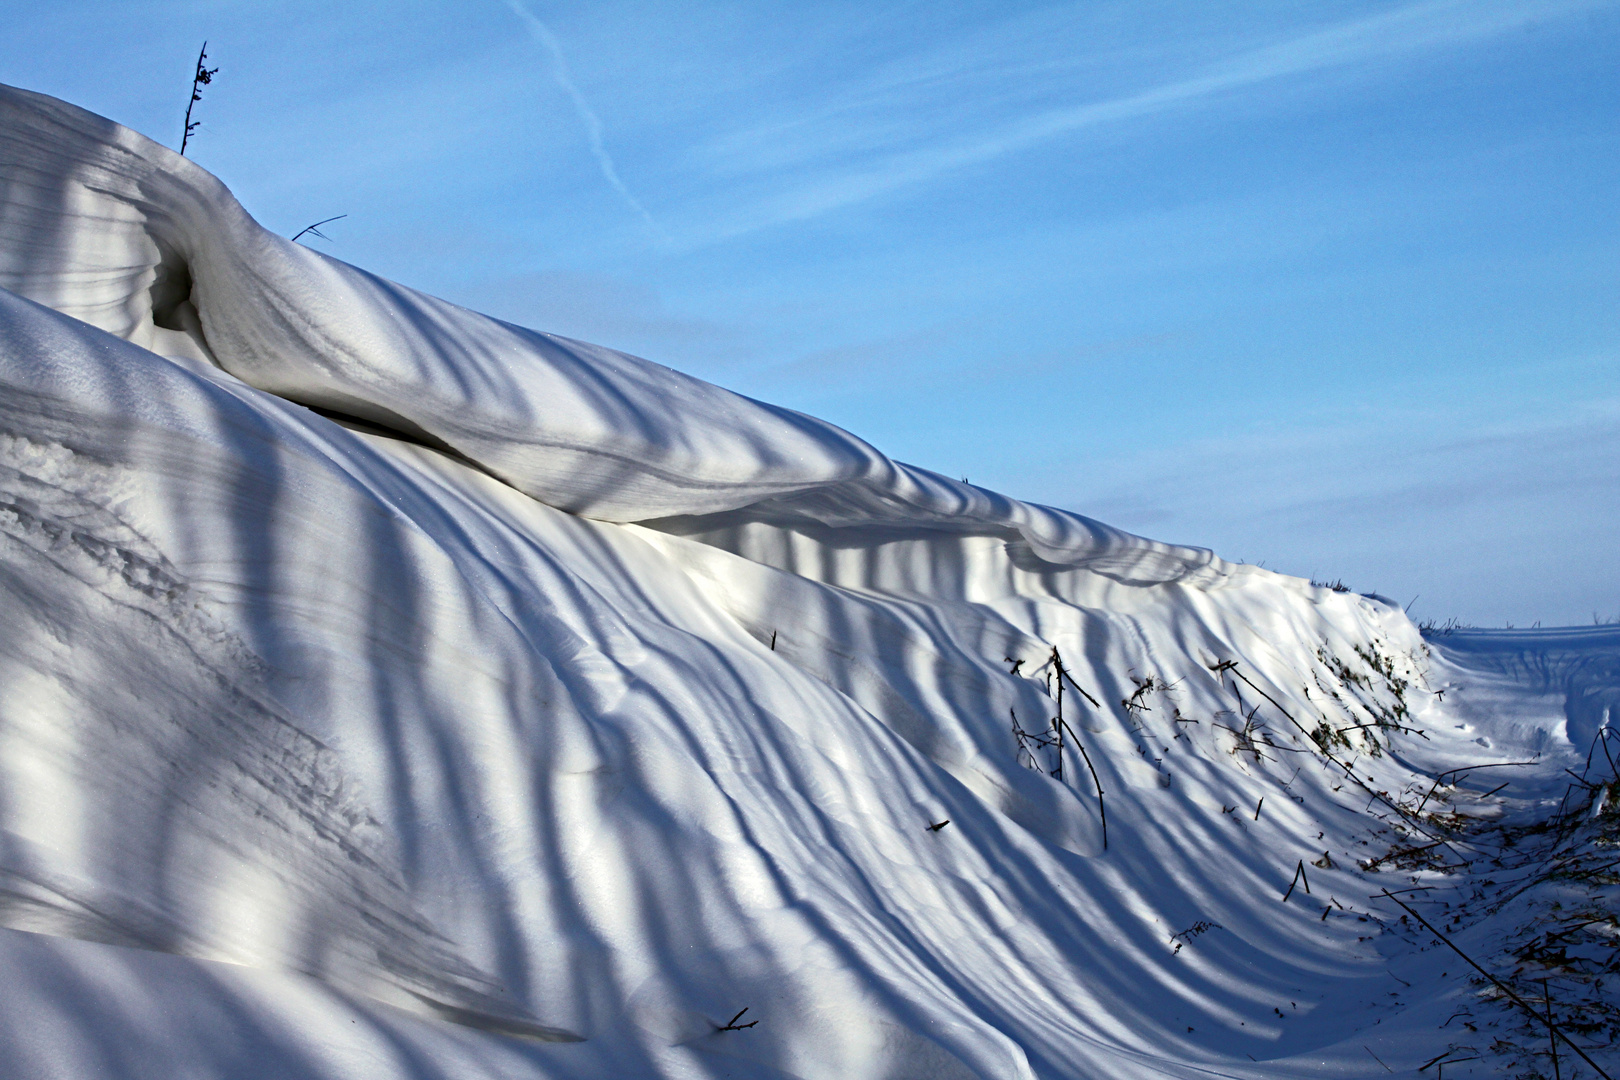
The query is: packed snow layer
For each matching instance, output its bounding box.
[0,84,1612,1078]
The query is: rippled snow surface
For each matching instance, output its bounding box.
[0,84,1613,1079]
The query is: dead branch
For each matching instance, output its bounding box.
[717,1007,758,1032]
[1282,859,1311,902]
[291,214,348,244]
[180,42,218,156]
[1376,891,1611,1080]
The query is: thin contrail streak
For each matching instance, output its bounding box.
[705,0,1611,242]
[503,0,666,238]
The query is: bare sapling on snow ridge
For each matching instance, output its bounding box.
[0,83,1614,1079]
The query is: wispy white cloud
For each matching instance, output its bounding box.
[1039,382,1620,623]
[503,0,667,240]
[693,0,1613,244]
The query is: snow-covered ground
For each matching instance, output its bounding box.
[0,83,1613,1079]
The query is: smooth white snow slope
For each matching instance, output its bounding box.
[0,83,1614,1080]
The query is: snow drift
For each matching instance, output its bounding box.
[0,84,1612,1079]
[0,84,1212,582]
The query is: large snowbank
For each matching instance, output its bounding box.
[0,84,1611,1079]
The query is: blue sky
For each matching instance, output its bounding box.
[4,1,1617,626]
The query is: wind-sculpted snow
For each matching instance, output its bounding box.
[0,82,1209,585]
[1426,626,1620,747]
[0,86,1614,1080]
